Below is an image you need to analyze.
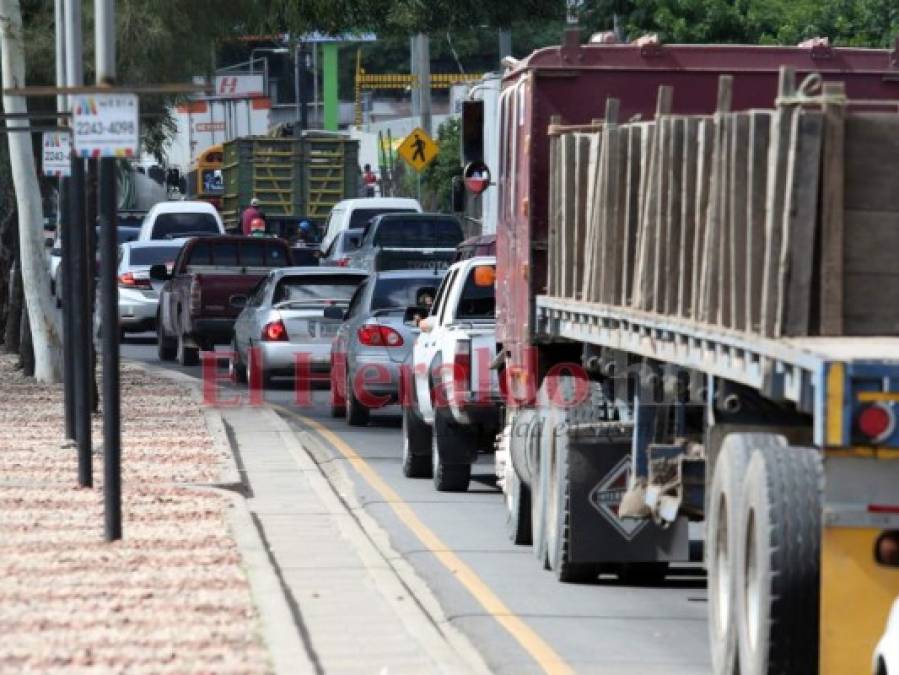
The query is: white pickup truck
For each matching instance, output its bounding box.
[401,256,501,492]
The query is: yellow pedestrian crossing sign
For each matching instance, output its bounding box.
[398,127,439,172]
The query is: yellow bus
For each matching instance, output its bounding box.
[187,144,224,210]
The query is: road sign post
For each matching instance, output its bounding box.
[397,126,438,173]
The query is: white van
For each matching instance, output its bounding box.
[320,197,422,253]
[137,201,225,241]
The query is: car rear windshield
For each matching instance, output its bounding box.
[186,241,289,268]
[152,212,220,239]
[371,276,443,311]
[374,219,463,248]
[456,265,496,319]
[129,246,182,266]
[273,275,365,304]
[348,208,416,230]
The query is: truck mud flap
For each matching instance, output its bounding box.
[567,435,689,564]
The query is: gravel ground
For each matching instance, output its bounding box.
[0,355,269,674]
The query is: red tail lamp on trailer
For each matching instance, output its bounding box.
[857,403,895,443]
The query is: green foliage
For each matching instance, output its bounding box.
[422,118,462,212]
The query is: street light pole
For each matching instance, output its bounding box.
[64,0,91,488]
[55,0,75,442]
[95,0,122,542]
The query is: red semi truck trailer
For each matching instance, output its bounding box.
[491,29,899,675]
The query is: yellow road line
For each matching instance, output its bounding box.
[283,408,574,675]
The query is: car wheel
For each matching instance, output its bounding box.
[156,320,176,361]
[431,411,472,492]
[176,333,199,367]
[402,404,432,478]
[345,369,369,426]
[329,357,346,417]
[230,337,247,384]
[247,347,271,390]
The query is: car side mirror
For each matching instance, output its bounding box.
[403,305,429,327]
[148,264,171,281]
[322,305,346,321]
[229,294,248,309]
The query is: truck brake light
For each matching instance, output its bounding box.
[262,320,288,342]
[857,404,895,443]
[357,325,403,347]
[189,278,202,316]
[454,340,471,395]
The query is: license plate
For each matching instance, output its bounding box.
[410,260,448,270]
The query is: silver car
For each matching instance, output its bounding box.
[330,269,445,426]
[230,267,369,388]
[116,240,185,336]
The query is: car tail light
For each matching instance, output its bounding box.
[357,324,404,347]
[118,272,152,290]
[857,404,895,443]
[454,339,471,397]
[262,320,288,342]
[334,257,350,267]
[189,278,202,316]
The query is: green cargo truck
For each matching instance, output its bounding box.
[221,131,360,238]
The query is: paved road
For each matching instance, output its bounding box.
[124,336,711,675]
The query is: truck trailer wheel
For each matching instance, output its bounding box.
[545,408,601,583]
[402,404,432,478]
[707,433,783,675]
[431,411,473,491]
[735,444,823,675]
[504,464,532,545]
[176,334,199,367]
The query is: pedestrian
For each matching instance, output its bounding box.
[241,198,265,236]
[362,164,378,197]
[249,217,267,237]
[297,219,319,244]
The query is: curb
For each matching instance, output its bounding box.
[272,407,493,675]
[123,361,312,675]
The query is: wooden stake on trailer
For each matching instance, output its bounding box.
[678,117,699,318]
[664,116,684,316]
[761,67,797,337]
[746,111,772,332]
[621,124,643,306]
[818,82,846,335]
[691,119,714,320]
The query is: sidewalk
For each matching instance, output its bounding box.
[0,355,268,673]
[214,401,487,675]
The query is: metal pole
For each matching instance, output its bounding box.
[294,44,301,124]
[297,44,308,131]
[312,44,318,127]
[65,0,91,487]
[56,0,75,441]
[415,34,432,135]
[96,0,121,541]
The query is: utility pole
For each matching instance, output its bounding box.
[498,28,512,67]
[414,34,432,135]
[55,0,74,442]
[95,0,122,541]
[64,0,91,488]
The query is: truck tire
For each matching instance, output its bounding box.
[345,370,370,426]
[505,461,532,545]
[544,380,601,583]
[229,338,247,384]
[156,318,176,361]
[736,444,823,675]
[707,433,784,675]
[431,410,473,492]
[531,408,551,566]
[402,404,432,478]
[176,334,199,367]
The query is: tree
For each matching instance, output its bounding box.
[0,0,62,382]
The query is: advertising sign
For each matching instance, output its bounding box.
[41,132,72,177]
[72,93,139,158]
